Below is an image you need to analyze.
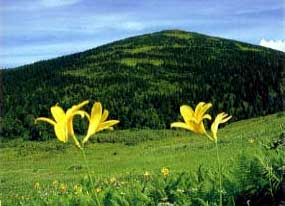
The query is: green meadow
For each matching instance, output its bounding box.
[1,29,285,206]
[1,112,285,205]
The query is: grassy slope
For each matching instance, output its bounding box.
[1,112,284,202]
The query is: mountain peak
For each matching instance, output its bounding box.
[160,29,188,33]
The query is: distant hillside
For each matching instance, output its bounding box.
[1,30,285,140]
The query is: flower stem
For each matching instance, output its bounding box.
[71,135,82,149]
[215,141,223,206]
[80,147,100,205]
[81,148,94,185]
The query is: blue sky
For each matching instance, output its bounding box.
[0,0,284,68]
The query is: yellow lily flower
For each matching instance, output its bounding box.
[35,100,89,145]
[211,112,232,142]
[82,102,119,144]
[171,102,212,134]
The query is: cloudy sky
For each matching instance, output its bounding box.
[0,0,284,68]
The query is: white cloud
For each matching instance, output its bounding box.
[41,0,81,8]
[259,39,285,52]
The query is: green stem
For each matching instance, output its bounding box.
[80,147,100,205]
[215,141,223,206]
[81,148,94,186]
[71,135,82,149]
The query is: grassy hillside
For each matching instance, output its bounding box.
[1,113,285,205]
[1,30,285,140]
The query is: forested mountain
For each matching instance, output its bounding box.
[1,30,285,140]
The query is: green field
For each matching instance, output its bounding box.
[1,112,285,205]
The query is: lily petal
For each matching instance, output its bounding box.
[196,102,212,121]
[67,118,75,137]
[73,111,89,119]
[180,105,194,122]
[171,122,193,131]
[51,106,66,123]
[100,110,109,123]
[202,114,212,120]
[200,103,212,116]
[221,114,232,123]
[54,123,68,143]
[66,100,89,117]
[97,120,120,132]
[35,117,56,126]
[83,102,103,143]
[65,101,89,139]
[195,102,206,114]
[211,112,232,142]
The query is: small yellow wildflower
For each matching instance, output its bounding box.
[144,171,151,178]
[109,177,116,184]
[52,180,59,187]
[95,187,102,193]
[34,182,40,190]
[171,102,212,134]
[161,167,169,177]
[59,183,67,193]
